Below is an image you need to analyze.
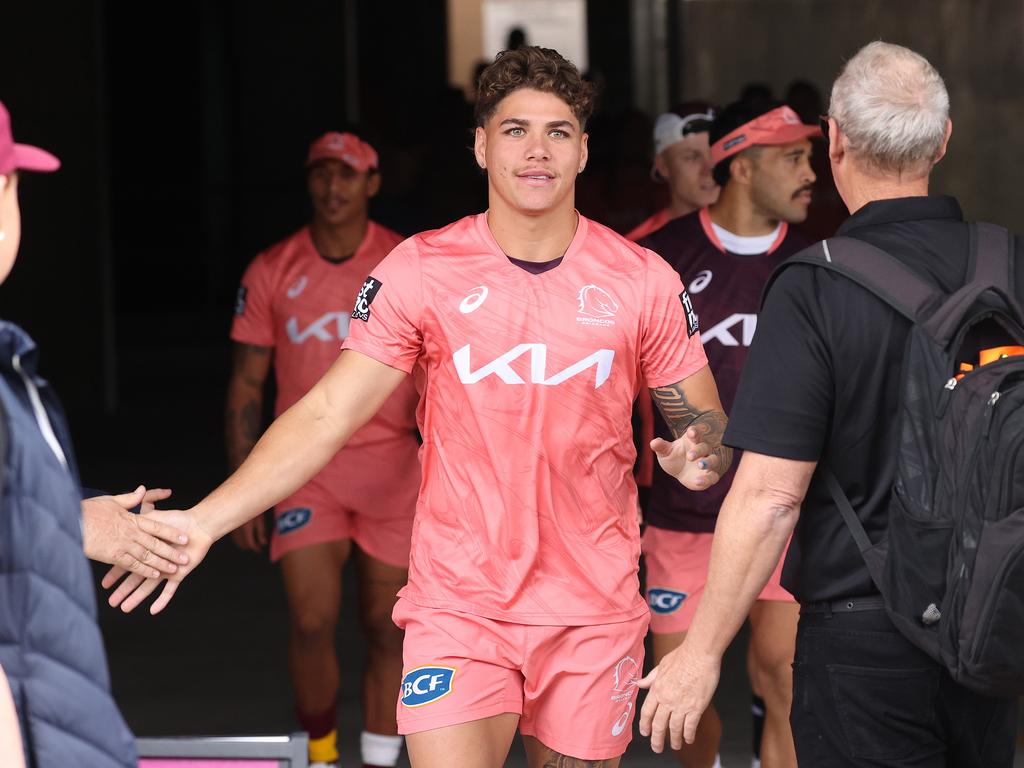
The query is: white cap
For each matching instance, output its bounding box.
[653,108,716,156]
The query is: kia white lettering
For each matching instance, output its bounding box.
[286,311,351,344]
[453,344,615,388]
[700,313,757,347]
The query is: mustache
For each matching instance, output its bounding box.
[792,185,814,199]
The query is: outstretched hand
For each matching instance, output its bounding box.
[637,643,721,753]
[81,486,190,579]
[651,423,725,491]
[102,508,215,615]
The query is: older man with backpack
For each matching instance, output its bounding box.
[639,40,1023,767]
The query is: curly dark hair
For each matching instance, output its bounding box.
[474,46,598,129]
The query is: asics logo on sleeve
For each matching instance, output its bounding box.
[459,286,489,314]
[400,666,456,707]
[453,344,615,388]
[286,311,350,344]
[648,588,688,614]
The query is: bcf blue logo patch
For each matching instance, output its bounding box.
[648,588,688,614]
[277,507,312,535]
[401,666,456,708]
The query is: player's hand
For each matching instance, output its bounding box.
[637,643,721,753]
[81,486,190,579]
[230,515,268,552]
[102,508,215,615]
[651,424,724,491]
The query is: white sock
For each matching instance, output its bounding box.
[361,731,403,767]
[751,756,762,768]
[712,754,722,768]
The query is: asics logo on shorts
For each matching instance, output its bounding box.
[648,588,688,614]
[459,286,488,314]
[277,507,312,534]
[400,666,456,707]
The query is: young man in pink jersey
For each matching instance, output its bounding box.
[637,99,819,768]
[227,132,421,768]
[104,47,730,768]
[625,103,720,242]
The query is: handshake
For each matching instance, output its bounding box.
[83,486,214,614]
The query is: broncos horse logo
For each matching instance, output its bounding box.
[577,284,620,318]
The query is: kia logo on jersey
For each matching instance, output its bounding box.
[648,588,688,614]
[701,313,757,347]
[577,284,619,318]
[401,666,456,708]
[277,507,312,535]
[453,344,615,388]
[352,276,383,322]
[286,311,350,344]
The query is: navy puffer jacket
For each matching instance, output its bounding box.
[0,322,135,767]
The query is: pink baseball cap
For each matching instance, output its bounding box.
[0,101,60,175]
[710,105,818,165]
[305,131,378,172]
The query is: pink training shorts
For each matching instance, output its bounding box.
[393,598,649,761]
[269,437,420,567]
[642,526,794,635]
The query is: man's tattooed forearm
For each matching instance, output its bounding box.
[226,400,262,469]
[538,748,609,768]
[651,382,734,473]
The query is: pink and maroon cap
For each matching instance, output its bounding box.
[709,105,818,165]
[306,131,378,172]
[0,101,60,175]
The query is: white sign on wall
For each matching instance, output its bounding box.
[482,0,588,72]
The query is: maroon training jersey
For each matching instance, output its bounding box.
[639,207,811,532]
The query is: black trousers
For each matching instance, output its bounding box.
[791,605,1018,767]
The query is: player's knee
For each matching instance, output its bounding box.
[290,604,337,642]
[752,650,793,705]
[361,607,403,657]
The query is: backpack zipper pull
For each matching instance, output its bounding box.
[944,377,958,391]
[984,391,1001,436]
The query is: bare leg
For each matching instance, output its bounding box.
[747,601,798,768]
[280,539,351,718]
[355,546,408,763]
[406,713,519,768]
[651,631,721,768]
[523,735,621,767]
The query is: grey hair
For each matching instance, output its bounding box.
[829,41,949,174]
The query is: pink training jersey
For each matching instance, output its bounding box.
[342,213,707,625]
[231,222,419,452]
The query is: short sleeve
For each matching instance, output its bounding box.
[640,250,709,387]
[723,265,834,460]
[341,239,424,373]
[230,253,275,347]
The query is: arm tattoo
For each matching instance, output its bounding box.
[537,748,609,768]
[651,381,734,473]
[226,343,272,470]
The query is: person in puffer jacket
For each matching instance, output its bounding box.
[0,100,189,768]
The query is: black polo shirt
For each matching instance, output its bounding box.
[723,196,1024,603]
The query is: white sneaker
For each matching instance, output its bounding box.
[309,762,339,768]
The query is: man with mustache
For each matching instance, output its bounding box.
[636,99,818,768]
[227,131,420,768]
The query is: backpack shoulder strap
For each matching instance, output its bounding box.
[762,236,943,322]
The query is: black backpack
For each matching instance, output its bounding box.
[775,223,1024,697]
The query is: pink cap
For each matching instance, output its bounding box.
[0,101,60,175]
[710,105,818,165]
[305,131,378,172]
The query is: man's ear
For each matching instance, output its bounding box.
[728,153,753,186]
[933,118,953,164]
[474,126,487,170]
[367,171,382,198]
[827,117,844,165]
[578,132,589,174]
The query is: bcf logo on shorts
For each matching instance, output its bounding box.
[277,507,312,535]
[400,666,456,708]
[648,588,688,614]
